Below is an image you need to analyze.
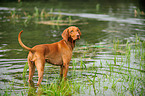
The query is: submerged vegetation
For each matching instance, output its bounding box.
[2,35,145,96]
[9,7,86,26]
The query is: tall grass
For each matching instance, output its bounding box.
[22,62,29,78]
[26,78,85,96]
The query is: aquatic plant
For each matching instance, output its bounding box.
[10,10,19,21]
[22,62,29,78]
[24,15,32,27]
[40,8,45,19]
[134,8,145,17]
[96,4,100,12]
[34,78,85,96]
[33,7,39,17]
[69,16,72,24]
[10,10,16,18]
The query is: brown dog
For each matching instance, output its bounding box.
[18,26,81,86]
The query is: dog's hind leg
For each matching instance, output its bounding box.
[28,60,35,84]
[35,56,45,86]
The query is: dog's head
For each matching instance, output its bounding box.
[62,26,81,42]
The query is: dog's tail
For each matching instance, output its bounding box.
[18,30,33,52]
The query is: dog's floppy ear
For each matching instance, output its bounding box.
[62,28,69,41]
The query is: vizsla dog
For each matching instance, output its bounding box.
[18,26,81,86]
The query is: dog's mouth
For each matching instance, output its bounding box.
[76,35,80,40]
[72,36,80,40]
[76,37,80,40]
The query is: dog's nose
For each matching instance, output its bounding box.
[77,34,80,39]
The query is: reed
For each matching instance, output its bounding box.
[9,7,75,26]
[40,8,45,20]
[80,57,86,69]
[100,60,103,68]
[40,78,84,96]
[10,10,19,20]
[72,59,77,78]
[96,4,100,11]
[56,14,62,24]
[24,15,32,27]
[69,16,72,24]
[86,73,97,95]
[34,7,39,17]
[10,10,16,18]
[114,55,117,65]
[22,62,29,78]
[3,87,10,96]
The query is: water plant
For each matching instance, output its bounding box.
[80,57,86,69]
[24,15,32,27]
[69,16,72,24]
[33,7,39,17]
[100,60,103,68]
[22,62,29,78]
[56,14,62,25]
[10,10,16,18]
[134,8,145,17]
[8,7,80,26]
[40,8,45,19]
[35,78,85,96]
[96,4,100,12]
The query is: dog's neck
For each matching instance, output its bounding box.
[69,37,76,50]
[64,38,76,50]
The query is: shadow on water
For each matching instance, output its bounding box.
[0,0,145,95]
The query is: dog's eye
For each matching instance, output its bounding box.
[77,30,79,32]
[70,30,73,33]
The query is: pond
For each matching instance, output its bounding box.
[0,0,145,96]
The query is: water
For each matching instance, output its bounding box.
[0,0,145,95]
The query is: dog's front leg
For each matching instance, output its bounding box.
[60,66,63,78]
[62,63,69,80]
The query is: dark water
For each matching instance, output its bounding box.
[0,0,145,95]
